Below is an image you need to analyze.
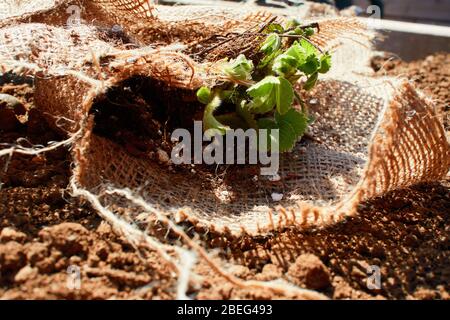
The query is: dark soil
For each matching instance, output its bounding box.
[0,53,448,300]
[371,52,449,130]
[90,75,203,158]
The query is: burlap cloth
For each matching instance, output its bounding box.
[1,0,448,238]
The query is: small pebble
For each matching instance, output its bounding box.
[268,174,281,182]
[14,265,38,283]
[271,192,283,202]
[0,93,26,114]
[157,148,170,164]
[0,94,23,131]
[0,227,27,243]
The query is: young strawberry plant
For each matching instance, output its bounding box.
[197,21,331,152]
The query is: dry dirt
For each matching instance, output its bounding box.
[0,53,449,300]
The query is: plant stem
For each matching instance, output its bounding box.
[294,90,308,115]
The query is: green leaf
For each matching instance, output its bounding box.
[284,19,301,30]
[275,108,308,137]
[246,76,293,115]
[276,109,308,152]
[291,27,305,36]
[284,42,307,65]
[223,54,254,81]
[248,94,276,114]
[258,48,282,69]
[319,52,332,73]
[299,38,318,56]
[298,54,320,75]
[278,122,297,152]
[257,118,278,130]
[260,33,281,55]
[196,86,211,104]
[272,41,310,75]
[264,23,284,34]
[203,95,230,137]
[257,118,279,152]
[247,76,279,114]
[257,109,308,152]
[276,77,294,115]
[272,53,298,76]
[304,27,315,37]
[303,72,318,90]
